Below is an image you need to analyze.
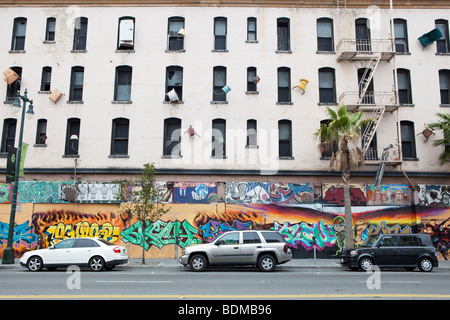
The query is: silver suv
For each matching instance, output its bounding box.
[180,230,292,272]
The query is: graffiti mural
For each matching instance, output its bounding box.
[0,221,38,254]
[31,211,125,247]
[322,183,367,206]
[269,183,314,204]
[0,182,12,204]
[418,184,450,207]
[225,182,271,204]
[173,182,217,204]
[367,184,411,206]
[121,219,201,250]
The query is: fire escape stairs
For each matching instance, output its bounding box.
[361,106,386,155]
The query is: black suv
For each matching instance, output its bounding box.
[341,233,438,272]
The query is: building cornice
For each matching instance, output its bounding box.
[0,0,449,8]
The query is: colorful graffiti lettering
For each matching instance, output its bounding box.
[367,220,412,235]
[0,221,38,252]
[199,220,253,242]
[44,221,120,245]
[271,220,336,251]
[121,219,201,250]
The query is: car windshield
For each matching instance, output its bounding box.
[361,235,379,247]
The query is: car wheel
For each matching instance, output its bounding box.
[189,254,207,272]
[27,256,43,272]
[358,257,373,271]
[258,255,276,272]
[89,256,105,271]
[418,257,433,272]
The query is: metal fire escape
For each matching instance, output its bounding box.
[336,37,401,167]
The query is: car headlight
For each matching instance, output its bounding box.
[350,250,358,256]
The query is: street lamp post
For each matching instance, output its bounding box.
[2,88,34,264]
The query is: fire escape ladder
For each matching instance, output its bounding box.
[361,106,386,155]
[357,53,382,105]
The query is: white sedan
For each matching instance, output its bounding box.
[20,238,128,271]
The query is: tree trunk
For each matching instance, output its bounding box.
[141,218,146,264]
[343,182,353,250]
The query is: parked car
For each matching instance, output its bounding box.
[20,237,128,272]
[180,230,292,272]
[341,233,438,272]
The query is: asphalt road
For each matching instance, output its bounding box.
[1,265,449,300]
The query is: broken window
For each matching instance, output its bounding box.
[5,66,22,102]
[165,66,183,101]
[168,17,184,51]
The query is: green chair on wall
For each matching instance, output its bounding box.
[418,28,443,48]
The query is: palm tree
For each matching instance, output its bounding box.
[314,105,372,250]
[428,113,450,166]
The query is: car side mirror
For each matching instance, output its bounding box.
[215,241,221,246]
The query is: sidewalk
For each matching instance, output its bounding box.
[2,258,450,270]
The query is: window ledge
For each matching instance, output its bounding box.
[439,104,450,108]
[38,91,51,94]
[211,101,228,104]
[43,41,55,44]
[275,50,292,54]
[71,50,87,53]
[245,145,259,149]
[212,49,229,53]
[112,100,133,104]
[165,49,185,53]
[210,156,228,159]
[276,102,293,105]
[278,156,295,160]
[108,154,129,158]
[436,52,450,56]
[161,155,182,159]
[115,49,135,53]
[316,50,336,54]
[9,50,26,54]
[399,103,414,107]
[395,51,411,55]
[0,153,7,158]
[33,144,47,148]
[245,40,259,44]
[245,91,259,95]
[67,101,84,104]
[318,102,338,106]
[62,154,80,158]
[163,100,184,104]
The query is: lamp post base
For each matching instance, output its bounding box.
[1,247,15,264]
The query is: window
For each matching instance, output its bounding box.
[277,67,291,103]
[11,17,27,51]
[358,68,374,104]
[1,119,16,153]
[163,118,181,156]
[439,69,450,105]
[69,66,84,101]
[45,17,56,41]
[246,119,257,148]
[277,18,290,51]
[400,120,417,159]
[261,231,285,243]
[355,18,371,51]
[217,232,239,245]
[214,17,227,51]
[317,18,334,52]
[319,119,337,159]
[319,67,336,103]
[436,19,449,54]
[247,17,257,42]
[212,118,226,158]
[167,17,184,51]
[278,120,292,158]
[73,17,88,50]
[361,124,378,160]
[74,238,100,248]
[243,231,261,244]
[247,67,257,92]
[213,66,227,102]
[65,118,80,156]
[165,66,183,101]
[114,66,132,101]
[5,67,22,102]
[35,119,47,145]
[397,68,412,104]
[399,236,425,247]
[378,236,398,247]
[117,17,135,50]
[40,67,52,91]
[394,19,409,53]
[111,118,129,156]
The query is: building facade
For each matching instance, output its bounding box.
[0,0,449,259]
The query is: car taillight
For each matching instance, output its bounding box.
[113,247,121,253]
[283,243,288,253]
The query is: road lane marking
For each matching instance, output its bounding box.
[96,280,173,283]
